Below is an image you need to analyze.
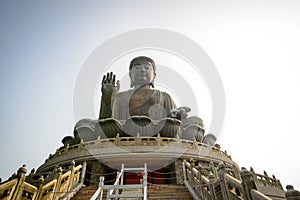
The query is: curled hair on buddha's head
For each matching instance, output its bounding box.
[129,56,156,88]
[129,56,156,72]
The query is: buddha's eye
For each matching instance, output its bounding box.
[132,63,152,71]
[144,65,150,70]
[132,65,141,70]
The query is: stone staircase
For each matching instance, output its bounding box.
[71,185,107,200]
[147,184,192,200]
[71,184,192,199]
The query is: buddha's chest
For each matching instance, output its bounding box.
[129,90,158,110]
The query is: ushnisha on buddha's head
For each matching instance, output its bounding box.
[129,56,156,88]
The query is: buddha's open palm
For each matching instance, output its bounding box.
[101,72,120,95]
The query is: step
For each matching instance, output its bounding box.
[71,185,107,200]
[148,184,193,200]
[72,184,193,200]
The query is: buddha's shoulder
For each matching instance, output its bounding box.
[153,89,171,96]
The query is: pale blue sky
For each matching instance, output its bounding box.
[1,0,300,189]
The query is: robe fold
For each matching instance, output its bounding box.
[99,88,176,121]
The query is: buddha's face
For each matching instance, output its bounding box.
[129,60,156,88]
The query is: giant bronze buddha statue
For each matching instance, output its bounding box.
[62,56,209,146]
[99,56,177,121]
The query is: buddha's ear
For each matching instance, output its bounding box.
[129,71,134,88]
[150,72,156,88]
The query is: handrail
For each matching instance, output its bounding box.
[251,189,272,200]
[90,177,104,200]
[90,163,147,200]
[0,179,18,199]
[223,173,244,199]
[59,182,84,200]
[182,159,285,200]
[183,180,201,200]
[0,161,86,200]
[182,161,202,200]
[253,172,283,190]
[108,164,124,197]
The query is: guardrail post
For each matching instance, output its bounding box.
[135,133,141,146]
[11,165,27,200]
[285,185,300,200]
[175,159,183,184]
[98,176,105,200]
[115,134,120,146]
[208,172,216,200]
[182,162,187,181]
[80,162,87,184]
[120,173,124,186]
[35,176,45,200]
[190,159,195,185]
[218,162,229,200]
[52,167,63,200]
[209,162,218,178]
[196,165,204,198]
[233,165,241,180]
[143,163,147,200]
[67,160,76,192]
[79,139,84,151]
[89,176,105,200]
[121,163,124,172]
[240,167,257,200]
[156,133,161,146]
[116,171,120,196]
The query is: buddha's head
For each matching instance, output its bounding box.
[129,56,156,88]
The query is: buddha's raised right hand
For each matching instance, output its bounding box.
[101,72,120,96]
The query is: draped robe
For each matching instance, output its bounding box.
[99,88,176,121]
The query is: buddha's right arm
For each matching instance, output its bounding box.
[99,93,113,119]
[99,72,120,119]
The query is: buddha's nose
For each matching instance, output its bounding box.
[139,66,146,72]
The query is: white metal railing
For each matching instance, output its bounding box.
[90,163,147,200]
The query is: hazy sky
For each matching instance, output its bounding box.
[0,0,299,190]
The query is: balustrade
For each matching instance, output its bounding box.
[46,135,232,164]
[0,161,86,200]
[181,159,275,200]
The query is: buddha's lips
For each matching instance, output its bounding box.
[136,76,147,81]
[138,73,147,77]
